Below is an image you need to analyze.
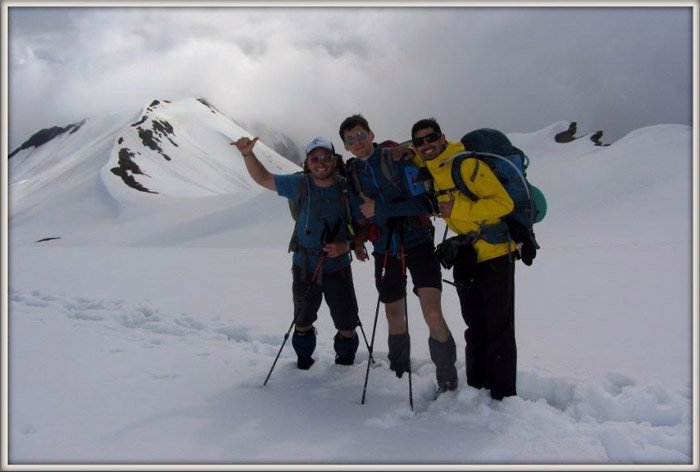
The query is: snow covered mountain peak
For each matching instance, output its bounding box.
[10,97,301,199]
[104,97,300,199]
[8,97,302,245]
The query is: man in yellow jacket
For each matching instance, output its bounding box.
[410,117,518,400]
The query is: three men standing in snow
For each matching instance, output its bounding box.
[233,113,517,401]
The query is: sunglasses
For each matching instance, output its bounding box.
[343,130,369,146]
[307,154,335,165]
[412,132,441,148]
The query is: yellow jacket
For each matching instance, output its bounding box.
[422,141,516,263]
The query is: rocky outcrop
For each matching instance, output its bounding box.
[197,97,219,114]
[589,130,609,146]
[555,122,608,146]
[555,122,578,143]
[109,147,158,194]
[34,236,62,243]
[130,114,176,162]
[9,120,85,158]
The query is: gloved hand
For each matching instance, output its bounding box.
[420,193,440,216]
[520,237,537,266]
[505,218,538,266]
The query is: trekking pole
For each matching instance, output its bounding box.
[361,224,395,405]
[360,253,387,404]
[348,244,375,366]
[356,318,376,366]
[262,253,325,387]
[262,320,297,387]
[399,219,414,411]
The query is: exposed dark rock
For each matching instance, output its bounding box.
[146,100,169,112]
[590,130,609,146]
[9,120,85,158]
[34,237,61,243]
[136,119,175,161]
[554,122,609,146]
[118,137,124,144]
[131,116,147,127]
[555,122,578,143]
[197,97,219,114]
[138,127,161,152]
[109,147,158,194]
[114,110,178,188]
[152,119,174,137]
[116,148,144,174]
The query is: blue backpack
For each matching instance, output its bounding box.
[452,128,546,266]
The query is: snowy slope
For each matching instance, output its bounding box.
[8,97,301,246]
[520,117,692,219]
[4,106,696,466]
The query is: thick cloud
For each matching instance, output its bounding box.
[5,5,693,151]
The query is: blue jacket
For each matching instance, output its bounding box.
[275,173,361,274]
[348,145,434,255]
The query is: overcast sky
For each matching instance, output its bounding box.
[4,4,694,152]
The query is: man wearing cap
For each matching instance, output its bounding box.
[233,135,366,369]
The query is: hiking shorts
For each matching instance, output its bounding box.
[373,242,443,304]
[291,264,359,331]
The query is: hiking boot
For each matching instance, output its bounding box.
[334,332,359,366]
[434,380,458,400]
[429,335,458,388]
[297,356,315,370]
[292,327,316,370]
[388,332,411,378]
[335,357,354,366]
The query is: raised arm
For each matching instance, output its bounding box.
[231,137,276,192]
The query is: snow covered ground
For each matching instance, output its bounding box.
[4,98,697,467]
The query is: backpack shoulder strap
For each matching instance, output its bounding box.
[379,147,402,191]
[288,173,310,252]
[336,175,357,237]
[450,153,480,201]
[293,172,309,215]
[347,150,403,196]
[345,157,363,196]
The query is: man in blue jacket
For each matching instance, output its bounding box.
[233,135,364,369]
[339,114,458,395]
